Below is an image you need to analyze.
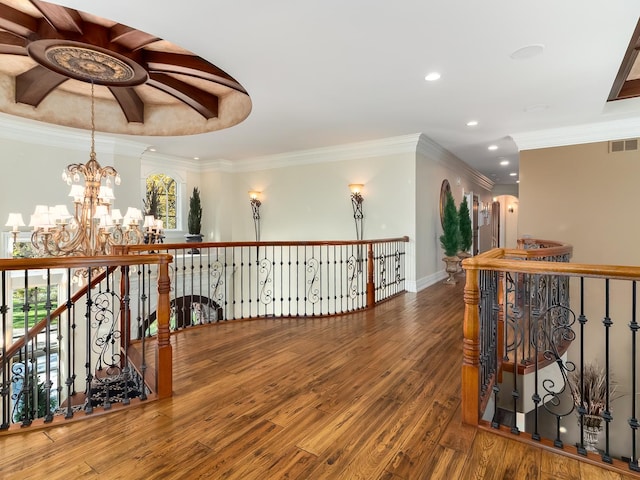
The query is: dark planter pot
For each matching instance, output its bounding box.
[185,233,203,254]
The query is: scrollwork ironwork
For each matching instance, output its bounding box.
[347,255,359,299]
[306,258,320,304]
[259,258,273,305]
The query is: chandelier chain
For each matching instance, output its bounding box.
[91,81,95,158]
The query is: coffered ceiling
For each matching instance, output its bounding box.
[2,0,640,185]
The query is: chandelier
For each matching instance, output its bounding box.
[5,82,144,257]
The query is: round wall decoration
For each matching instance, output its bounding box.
[439,179,452,228]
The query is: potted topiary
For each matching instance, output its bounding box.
[440,190,460,284]
[458,196,473,263]
[185,187,203,252]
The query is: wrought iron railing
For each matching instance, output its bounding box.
[462,245,640,475]
[120,237,409,337]
[502,239,573,372]
[0,254,172,432]
[0,237,407,432]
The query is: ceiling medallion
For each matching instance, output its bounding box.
[45,46,135,84]
[27,39,148,87]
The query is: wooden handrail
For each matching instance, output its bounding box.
[464,255,640,280]
[0,254,172,271]
[123,236,411,253]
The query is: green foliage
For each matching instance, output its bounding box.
[188,187,202,235]
[144,182,160,218]
[12,287,58,330]
[145,174,177,229]
[14,370,57,422]
[439,191,460,257]
[458,197,472,253]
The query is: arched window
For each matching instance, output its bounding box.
[145,174,177,229]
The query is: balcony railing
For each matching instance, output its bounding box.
[462,242,640,475]
[120,237,409,337]
[1,237,407,432]
[0,254,172,432]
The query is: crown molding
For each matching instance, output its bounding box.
[0,112,148,157]
[511,117,640,151]
[199,159,234,173]
[224,133,423,173]
[416,133,494,191]
[141,151,203,171]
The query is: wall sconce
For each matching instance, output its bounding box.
[348,184,364,241]
[508,204,514,213]
[481,202,490,221]
[248,191,261,241]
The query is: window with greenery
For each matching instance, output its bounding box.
[145,174,177,230]
[12,286,59,333]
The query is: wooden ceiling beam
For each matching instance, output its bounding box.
[110,24,159,51]
[0,31,27,54]
[618,78,640,100]
[29,0,83,34]
[144,50,247,94]
[608,19,640,101]
[109,86,145,123]
[15,65,68,107]
[147,72,218,119]
[0,3,38,38]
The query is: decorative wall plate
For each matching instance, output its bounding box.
[439,179,451,228]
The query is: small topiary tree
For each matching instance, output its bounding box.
[188,187,202,235]
[144,182,160,218]
[458,196,472,254]
[439,190,460,258]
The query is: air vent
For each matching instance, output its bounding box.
[609,138,639,153]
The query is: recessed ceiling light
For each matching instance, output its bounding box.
[509,172,517,176]
[488,145,498,151]
[500,160,509,166]
[510,44,545,60]
[516,180,520,184]
[148,147,156,152]
[424,72,441,82]
[193,156,200,160]
[466,120,478,127]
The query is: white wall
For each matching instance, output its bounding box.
[0,120,494,292]
[228,152,415,242]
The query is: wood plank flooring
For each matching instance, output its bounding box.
[1,275,637,479]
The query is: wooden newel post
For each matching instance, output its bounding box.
[461,264,481,425]
[156,259,173,398]
[366,243,375,307]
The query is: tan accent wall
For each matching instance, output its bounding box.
[519,140,638,456]
[519,141,640,265]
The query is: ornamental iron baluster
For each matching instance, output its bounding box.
[258,256,273,307]
[306,256,320,307]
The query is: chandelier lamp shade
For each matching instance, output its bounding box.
[5,83,145,257]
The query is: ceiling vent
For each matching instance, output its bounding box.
[609,138,639,153]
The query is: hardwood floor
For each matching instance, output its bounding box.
[1,276,637,479]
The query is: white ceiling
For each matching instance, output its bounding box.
[54,0,640,185]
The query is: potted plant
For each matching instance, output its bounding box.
[185,187,203,252]
[144,183,160,219]
[440,190,460,284]
[567,363,618,452]
[458,196,473,263]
